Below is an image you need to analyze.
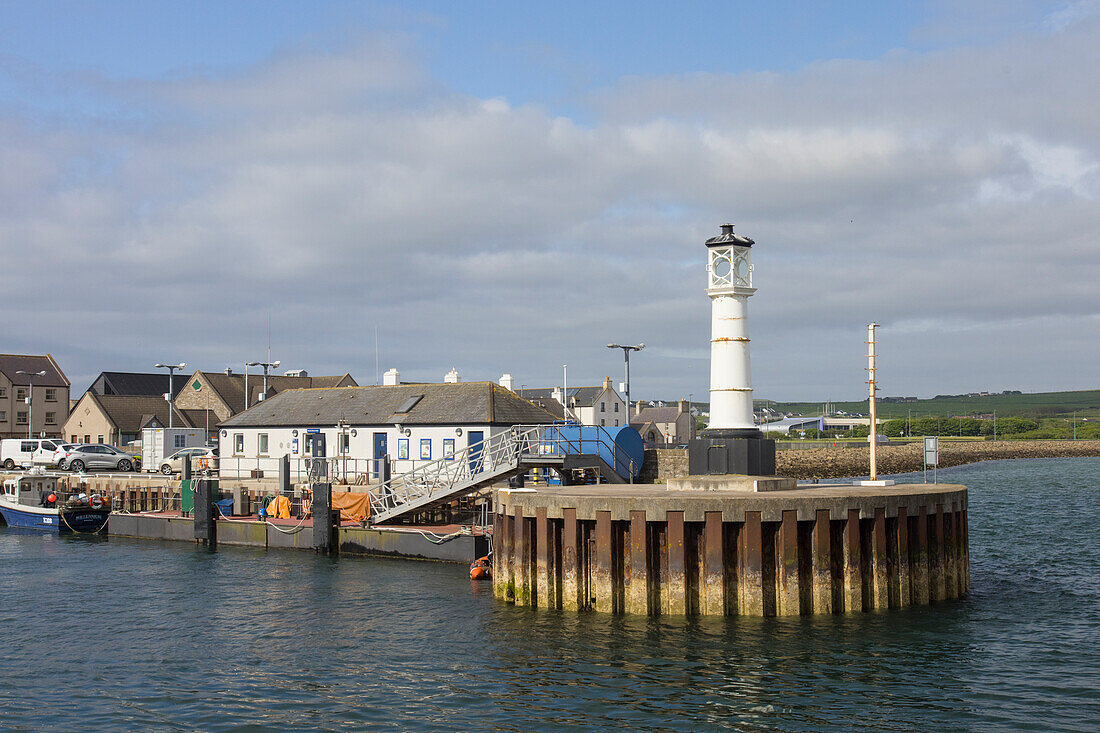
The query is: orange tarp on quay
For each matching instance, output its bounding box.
[331,491,370,523]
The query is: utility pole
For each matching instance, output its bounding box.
[247,360,281,404]
[607,343,645,421]
[15,370,46,439]
[154,363,186,429]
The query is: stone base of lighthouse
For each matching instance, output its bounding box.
[689,434,776,476]
[492,481,969,616]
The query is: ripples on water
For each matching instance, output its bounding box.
[1,458,1097,731]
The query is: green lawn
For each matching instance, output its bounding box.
[759,389,1100,420]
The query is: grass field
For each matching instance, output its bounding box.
[759,389,1100,419]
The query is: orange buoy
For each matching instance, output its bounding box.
[470,554,492,580]
[47,493,57,503]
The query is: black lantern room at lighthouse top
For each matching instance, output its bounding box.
[705,223,754,290]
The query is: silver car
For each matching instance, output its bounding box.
[67,445,140,473]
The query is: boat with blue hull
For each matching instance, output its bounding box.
[0,475,110,534]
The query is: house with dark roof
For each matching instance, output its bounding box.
[0,354,70,439]
[62,392,216,446]
[173,368,357,423]
[217,381,556,479]
[516,377,626,428]
[88,371,182,397]
[630,400,694,446]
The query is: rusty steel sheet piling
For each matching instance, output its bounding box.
[493,482,969,617]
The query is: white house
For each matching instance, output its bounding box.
[216,381,556,480]
[516,377,627,428]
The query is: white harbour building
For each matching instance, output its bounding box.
[216,381,556,481]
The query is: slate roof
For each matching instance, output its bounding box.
[518,386,606,408]
[220,382,557,428]
[195,371,357,414]
[90,372,178,397]
[85,394,197,432]
[630,406,685,425]
[0,354,69,387]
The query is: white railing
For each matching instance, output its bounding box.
[367,423,640,523]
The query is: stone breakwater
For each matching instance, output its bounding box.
[777,440,1100,480]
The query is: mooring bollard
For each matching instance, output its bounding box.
[311,482,336,554]
[193,478,217,548]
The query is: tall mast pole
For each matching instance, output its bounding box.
[867,323,879,481]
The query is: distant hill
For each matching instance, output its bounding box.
[757,389,1100,419]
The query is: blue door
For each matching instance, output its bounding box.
[467,431,484,474]
[373,432,387,479]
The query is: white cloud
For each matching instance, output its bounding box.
[0,23,1097,400]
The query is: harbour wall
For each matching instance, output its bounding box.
[493,482,969,616]
[642,440,1100,481]
[108,514,488,563]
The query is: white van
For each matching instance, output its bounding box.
[1,438,62,470]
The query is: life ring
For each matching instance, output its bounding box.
[90,495,104,509]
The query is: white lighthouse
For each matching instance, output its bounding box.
[704,223,762,437]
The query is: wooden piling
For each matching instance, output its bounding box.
[493,482,968,617]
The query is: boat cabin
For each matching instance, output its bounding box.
[3,475,60,507]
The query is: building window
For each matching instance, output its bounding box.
[16,412,27,425]
[234,434,244,455]
[601,403,605,412]
[174,434,186,448]
[45,412,55,425]
[84,435,90,444]
[600,419,605,426]
[614,419,619,427]
[45,388,57,402]
[97,435,104,444]
[339,433,350,453]
[16,388,27,401]
[0,411,5,421]
[0,387,6,397]
[258,433,269,455]
[614,402,619,412]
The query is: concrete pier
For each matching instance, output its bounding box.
[492,481,968,616]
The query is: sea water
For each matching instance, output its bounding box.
[1,457,1097,731]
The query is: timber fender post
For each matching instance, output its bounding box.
[492,481,969,617]
[193,478,217,548]
[311,482,337,555]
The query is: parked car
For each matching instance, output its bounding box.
[33,442,81,469]
[159,447,218,476]
[1,438,62,470]
[66,444,141,473]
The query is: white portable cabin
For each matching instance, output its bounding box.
[141,428,207,472]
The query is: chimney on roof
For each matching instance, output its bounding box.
[603,376,612,390]
[383,368,400,386]
[499,373,515,391]
[225,367,232,376]
[444,368,461,384]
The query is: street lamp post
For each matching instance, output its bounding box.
[15,370,47,439]
[607,343,644,420]
[246,360,281,405]
[154,363,187,428]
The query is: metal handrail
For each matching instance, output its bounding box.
[366,423,638,523]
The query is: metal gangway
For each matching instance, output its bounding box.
[365,423,639,525]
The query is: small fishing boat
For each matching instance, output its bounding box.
[0,475,111,534]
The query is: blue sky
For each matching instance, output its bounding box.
[0,1,1096,401]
